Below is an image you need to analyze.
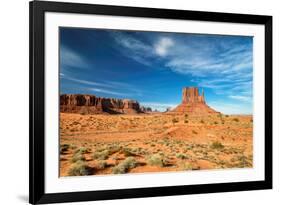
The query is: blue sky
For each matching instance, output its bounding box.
[59,27,253,114]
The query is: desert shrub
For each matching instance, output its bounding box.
[112,157,137,174]
[70,144,77,150]
[60,144,70,154]
[250,119,253,123]
[192,130,198,134]
[214,121,218,125]
[236,155,252,168]
[71,153,86,163]
[210,141,224,149]
[185,114,188,118]
[233,118,239,122]
[122,148,137,156]
[107,145,121,154]
[92,150,110,160]
[181,162,193,171]
[68,161,92,176]
[97,160,107,169]
[225,115,229,117]
[200,119,204,123]
[147,154,167,167]
[184,120,189,123]
[75,147,90,154]
[176,153,188,159]
[172,118,179,124]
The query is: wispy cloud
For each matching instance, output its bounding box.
[60,75,114,88]
[229,95,251,102]
[111,32,153,66]
[90,88,126,96]
[60,45,90,69]
[60,74,144,98]
[111,33,253,108]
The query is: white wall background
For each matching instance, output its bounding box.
[0,0,279,204]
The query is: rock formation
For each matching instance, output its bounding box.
[60,94,142,114]
[171,87,219,115]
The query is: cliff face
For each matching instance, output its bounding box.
[60,94,142,114]
[172,87,219,115]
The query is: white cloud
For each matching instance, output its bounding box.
[154,37,174,57]
[229,95,251,102]
[112,32,153,66]
[61,75,114,88]
[60,46,90,69]
[90,88,126,96]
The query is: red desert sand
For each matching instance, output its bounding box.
[59,87,253,176]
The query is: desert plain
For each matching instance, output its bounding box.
[59,112,253,176]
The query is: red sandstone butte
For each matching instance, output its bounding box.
[171,87,219,115]
[60,94,142,114]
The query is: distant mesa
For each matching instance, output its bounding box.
[60,94,151,114]
[60,87,219,115]
[171,87,219,115]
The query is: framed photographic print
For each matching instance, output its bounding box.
[29,0,272,204]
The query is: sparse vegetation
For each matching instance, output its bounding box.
[68,161,92,176]
[75,147,90,154]
[60,144,70,154]
[210,141,224,149]
[172,118,179,124]
[233,118,239,122]
[192,130,198,134]
[176,153,188,159]
[97,160,108,169]
[147,154,167,167]
[112,157,137,174]
[71,153,86,163]
[60,111,253,176]
[92,150,110,160]
[122,147,137,156]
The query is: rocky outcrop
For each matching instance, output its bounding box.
[140,106,152,113]
[60,94,142,114]
[171,87,219,115]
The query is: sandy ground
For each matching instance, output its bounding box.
[59,112,253,177]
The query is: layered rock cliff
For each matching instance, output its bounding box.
[60,94,142,114]
[171,87,219,115]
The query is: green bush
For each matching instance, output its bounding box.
[176,153,188,159]
[92,150,110,160]
[75,147,90,154]
[68,161,92,176]
[112,157,137,174]
[71,153,86,163]
[122,148,137,156]
[210,141,224,149]
[147,154,167,167]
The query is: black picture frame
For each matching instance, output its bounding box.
[29,0,272,204]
